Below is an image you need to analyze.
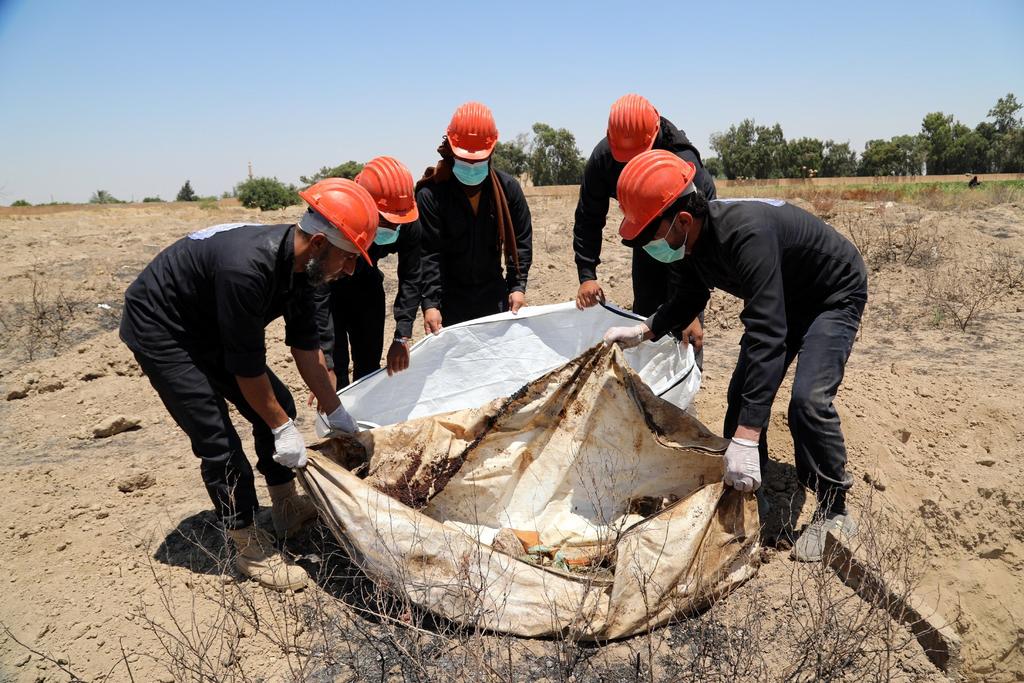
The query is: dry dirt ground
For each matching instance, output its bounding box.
[0,194,1021,681]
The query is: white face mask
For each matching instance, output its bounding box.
[452,158,489,186]
[642,214,688,263]
[374,226,400,245]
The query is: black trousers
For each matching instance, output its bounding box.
[133,348,296,530]
[631,246,705,369]
[722,293,866,515]
[328,268,386,388]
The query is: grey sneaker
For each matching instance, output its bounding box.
[791,512,857,562]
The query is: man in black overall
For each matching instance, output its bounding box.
[604,150,868,561]
[120,178,378,590]
[574,94,716,363]
[416,101,533,333]
[316,156,422,386]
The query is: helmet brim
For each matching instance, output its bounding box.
[618,213,654,246]
[609,135,657,164]
[449,136,496,161]
[352,241,373,266]
[380,204,419,225]
[619,215,662,249]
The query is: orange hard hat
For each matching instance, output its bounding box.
[355,156,419,224]
[446,102,499,161]
[298,178,379,264]
[617,150,697,241]
[607,94,661,163]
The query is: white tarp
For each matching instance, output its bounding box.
[333,301,701,428]
[302,345,759,639]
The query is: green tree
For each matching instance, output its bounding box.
[975,120,999,148]
[820,141,859,177]
[300,161,364,185]
[920,113,993,174]
[528,123,585,186]
[142,196,164,203]
[985,93,1023,172]
[949,127,992,173]
[710,119,790,179]
[991,128,1024,173]
[859,135,925,176]
[988,93,1022,135]
[491,135,529,177]
[751,123,789,179]
[11,199,31,207]
[893,135,927,175]
[920,112,956,174]
[921,112,993,174]
[710,119,758,179]
[236,177,300,211]
[858,139,892,176]
[176,180,198,202]
[784,137,824,177]
[89,190,124,204]
[703,157,723,178]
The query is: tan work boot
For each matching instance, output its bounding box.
[268,480,319,539]
[227,525,308,591]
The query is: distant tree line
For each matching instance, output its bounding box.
[707,93,1023,179]
[10,96,1019,208]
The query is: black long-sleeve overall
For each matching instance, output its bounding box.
[647,200,868,513]
[573,116,717,316]
[120,223,317,529]
[417,170,532,325]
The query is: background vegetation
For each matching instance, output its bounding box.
[708,93,1023,179]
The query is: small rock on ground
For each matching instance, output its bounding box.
[116,473,156,493]
[92,415,142,438]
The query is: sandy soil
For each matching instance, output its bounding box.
[0,195,1021,681]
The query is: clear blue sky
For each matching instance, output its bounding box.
[1,0,1022,204]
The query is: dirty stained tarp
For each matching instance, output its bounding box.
[300,344,760,639]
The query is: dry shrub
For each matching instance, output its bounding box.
[656,491,941,682]
[833,210,943,272]
[779,498,933,682]
[836,212,876,265]
[0,270,78,361]
[809,193,837,220]
[924,253,1020,331]
[992,247,1024,291]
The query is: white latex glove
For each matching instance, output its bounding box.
[723,437,761,492]
[602,324,649,349]
[315,403,358,438]
[271,419,307,469]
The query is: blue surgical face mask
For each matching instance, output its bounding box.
[643,214,688,263]
[452,158,489,186]
[374,226,400,245]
